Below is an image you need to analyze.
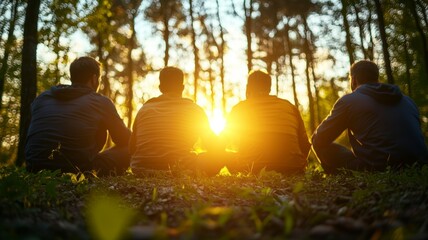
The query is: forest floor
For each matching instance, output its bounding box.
[1,165,428,240]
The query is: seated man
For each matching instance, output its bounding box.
[312,60,428,173]
[222,70,311,174]
[130,67,220,174]
[25,57,131,176]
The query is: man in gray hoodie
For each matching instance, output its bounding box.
[25,57,131,176]
[312,60,428,173]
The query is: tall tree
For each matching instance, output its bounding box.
[189,0,200,101]
[407,0,428,81]
[340,0,355,64]
[244,0,254,71]
[124,1,142,128]
[215,0,226,113]
[351,0,368,59]
[16,0,41,166]
[283,22,299,107]
[0,0,19,111]
[374,0,395,84]
[145,0,185,67]
[302,15,316,132]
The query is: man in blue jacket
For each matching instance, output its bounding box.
[25,57,131,176]
[312,60,428,173]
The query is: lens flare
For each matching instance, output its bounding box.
[209,109,226,135]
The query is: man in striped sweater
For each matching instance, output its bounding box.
[130,67,221,174]
[223,70,311,174]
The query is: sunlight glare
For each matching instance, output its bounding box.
[209,109,226,135]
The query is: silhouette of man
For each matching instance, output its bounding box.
[223,70,311,174]
[25,57,131,176]
[312,60,428,173]
[130,67,220,174]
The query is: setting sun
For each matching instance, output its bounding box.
[209,109,226,135]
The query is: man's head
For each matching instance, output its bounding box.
[349,60,379,91]
[159,67,184,95]
[70,57,101,91]
[246,70,271,98]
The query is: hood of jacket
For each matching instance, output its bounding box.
[47,84,94,101]
[356,83,403,105]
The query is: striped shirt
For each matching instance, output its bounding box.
[130,94,213,171]
[223,95,310,172]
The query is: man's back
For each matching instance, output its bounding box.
[313,83,428,169]
[130,94,211,170]
[225,96,310,172]
[25,85,129,171]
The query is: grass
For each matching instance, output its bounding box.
[0,165,428,239]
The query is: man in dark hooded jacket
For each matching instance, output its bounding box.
[312,60,428,173]
[25,57,131,175]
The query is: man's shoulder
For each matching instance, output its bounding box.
[141,96,204,113]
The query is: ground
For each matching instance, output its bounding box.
[0,166,427,240]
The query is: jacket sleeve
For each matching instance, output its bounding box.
[312,96,349,149]
[103,98,131,147]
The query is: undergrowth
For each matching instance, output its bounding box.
[0,166,427,239]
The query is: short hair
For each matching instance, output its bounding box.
[350,60,379,84]
[70,57,101,84]
[159,67,184,93]
[247,70,271,93]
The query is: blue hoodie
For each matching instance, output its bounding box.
[312,83,428,169]
[25,85,130,172]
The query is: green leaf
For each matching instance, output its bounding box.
[86,193,135,240]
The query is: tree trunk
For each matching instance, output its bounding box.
[352,2,368,59]
[302,16,316,133]
[366,0,375,61]
[97,33,111,97]
[340,0,355,64]
[244,0,253,71]
[0,0,18,111]
[161,0,170,66]
[416,0,428,28]
[215,0,226,114]
[284,22,299,107]
[404,35,412,97]
[374,0,395,84]
[126,13,136,128]
[189,0,200,102]
[408,0,428,82]
[16,0,41,166]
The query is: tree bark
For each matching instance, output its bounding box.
[374,0,395,84]
[302,16,316,133]
[126,12,137,128]
[284,22,299,107]
[215,0,226,114]
[189,0,200,102]
[366,0,375,61]
[0,0,19,111]
[244,0,253,72]
[340,0,355,64]
[16,0,41,166]
[161,0,170,66]
[352,2,368,59]
[408,0,428,82]
[403,35,412,97]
